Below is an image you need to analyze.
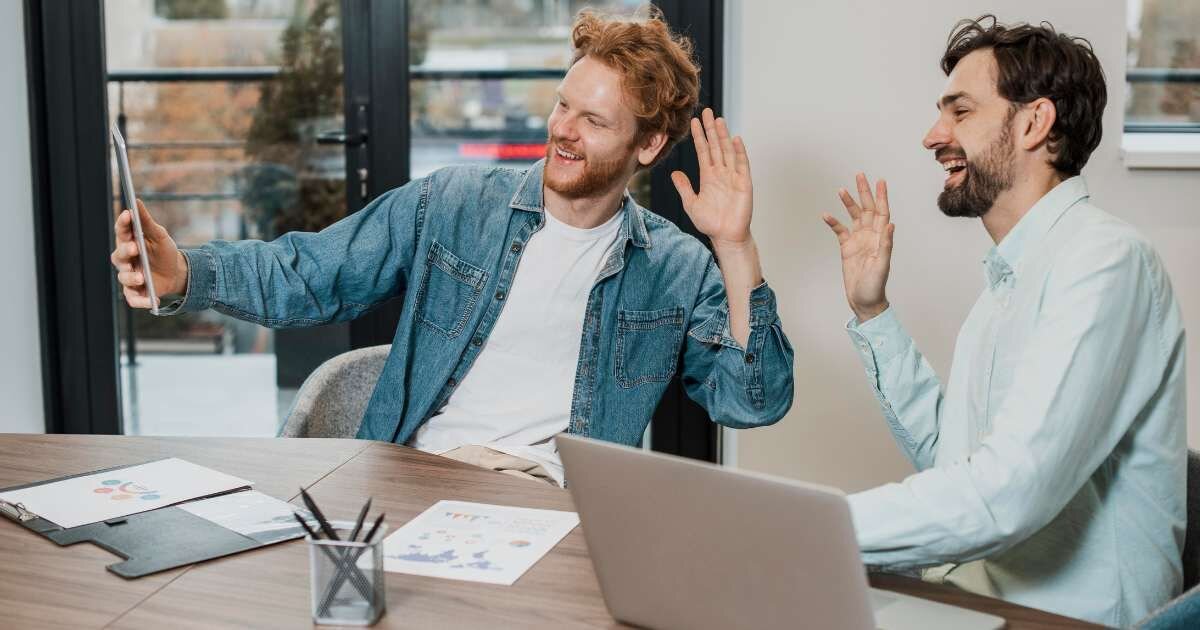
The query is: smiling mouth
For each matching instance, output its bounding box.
[555,146,583,162]
[941,158,968,185]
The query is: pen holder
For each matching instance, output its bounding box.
[308,525,387,626]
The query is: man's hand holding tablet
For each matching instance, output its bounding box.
[110,198,188,311]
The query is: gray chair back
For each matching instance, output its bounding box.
[1185,449,1200,591]
[278,344,391,438]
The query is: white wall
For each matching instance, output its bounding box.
[0,0,44,434]
[730,0,1200,492]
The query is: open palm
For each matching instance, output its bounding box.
[671,108,753,245]
[822,174,895,322]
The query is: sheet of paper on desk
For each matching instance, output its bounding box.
[0,457,252,529]
[381,500,579,585]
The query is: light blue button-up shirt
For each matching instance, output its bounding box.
[844,177,1187,627]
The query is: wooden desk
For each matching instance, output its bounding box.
[0,435,1101,629]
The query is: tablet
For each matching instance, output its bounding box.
[111,123,159,313]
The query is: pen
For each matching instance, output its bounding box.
[349,498,372,542]
[299,487,340,541]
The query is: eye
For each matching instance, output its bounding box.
[587,116,603,127]
[955,109,969,119]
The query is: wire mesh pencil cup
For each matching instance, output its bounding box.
[308,525,387,626]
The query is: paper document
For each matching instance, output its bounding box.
[381,500,579,585]
[0,457,252,529]
[179,490,311,544]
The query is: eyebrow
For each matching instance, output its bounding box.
[937,92,972,111]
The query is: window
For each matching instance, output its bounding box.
[1126,0,1199,132]
[106,0,351,436]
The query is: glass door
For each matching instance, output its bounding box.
[105,0,361,436]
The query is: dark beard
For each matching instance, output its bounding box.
[543,139,635,199]
[937,117,1016,218]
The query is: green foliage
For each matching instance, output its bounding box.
[241,0,346,237]
[155,0,228,20]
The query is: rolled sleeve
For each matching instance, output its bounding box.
[156,248,218,315]
[682,264,794,428]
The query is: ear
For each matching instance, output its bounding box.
[637,131,670,168]
[1020,98,1057,151]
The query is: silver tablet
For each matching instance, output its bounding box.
[111,123,159,314]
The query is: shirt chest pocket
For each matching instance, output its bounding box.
[615,307,685,388]
[416,240,488,339]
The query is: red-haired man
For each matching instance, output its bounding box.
[111,10,793,485]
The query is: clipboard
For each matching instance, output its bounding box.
[0,459,309,578]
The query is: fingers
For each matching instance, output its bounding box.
[136,198,165,239]
[117,269,145,287]
[838,188,862,224]
[115,209,133,242]
[732,135,751,182]
[123,285,153,309]
[702,108,724,168]
[873,222,896,260]
[670,171,698,211]
[690,117,711,175]
[822,213,851,245]
[855,172,876,212]
[874,179,890,230]
[110,239,138,271]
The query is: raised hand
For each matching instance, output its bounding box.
[822,174,895,323]
[670,108,753,247]
[110,199,188,309]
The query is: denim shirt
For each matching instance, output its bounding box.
[165,160,795,447]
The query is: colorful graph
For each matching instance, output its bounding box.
[92,479,161,501]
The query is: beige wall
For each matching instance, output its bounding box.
[728,0,1200,492]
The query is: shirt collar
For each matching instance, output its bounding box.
[982,176,1089,290]
[509,159,651,249]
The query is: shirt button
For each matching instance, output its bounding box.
[744,353,755,364]
[511,243,522,253]
[472,336,484,347]
[495,290,506,301]
[447,377,457,388]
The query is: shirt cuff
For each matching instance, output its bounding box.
[156,248,217,315]
[845,307,908,375]
[747,280,777,328]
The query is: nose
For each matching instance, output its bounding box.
[551,113,579,143]
[923,116,951,151]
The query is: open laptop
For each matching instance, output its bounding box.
[557,434,1006,630]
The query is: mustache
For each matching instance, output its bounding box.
[549,137,585,157]
[935,147,968,162]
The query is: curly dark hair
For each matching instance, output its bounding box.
[941,15,1107,177]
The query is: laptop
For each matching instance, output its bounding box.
[557,434,1006,630]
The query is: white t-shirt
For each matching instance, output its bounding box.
[410,207,624,485]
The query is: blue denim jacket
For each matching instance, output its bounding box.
[167,160,794,447]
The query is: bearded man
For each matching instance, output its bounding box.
[110,10,794,486]
[823,16,1186,626]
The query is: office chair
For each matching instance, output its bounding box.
[278,344,391,438]
[1185,449,1200,591]
[1137,449,1200,629]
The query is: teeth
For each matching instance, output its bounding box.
[942,159,967,172]
[556,147,582,161]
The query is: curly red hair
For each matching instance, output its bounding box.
[570,8,701,167]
